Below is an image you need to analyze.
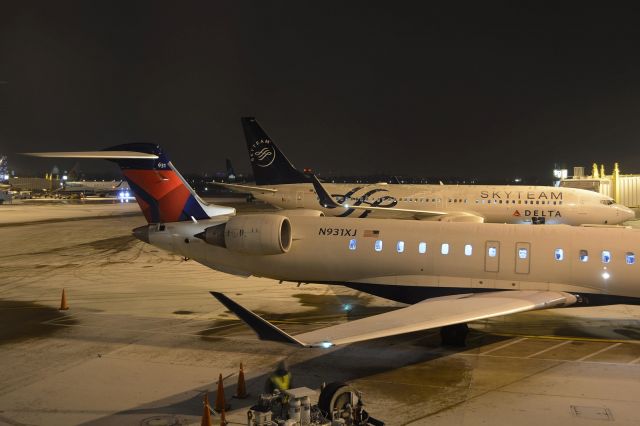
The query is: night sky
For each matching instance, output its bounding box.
[2,2,640,180]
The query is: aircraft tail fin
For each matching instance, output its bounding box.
[242,117,310,185]
[26,143,234,224]
[225,158,236,181]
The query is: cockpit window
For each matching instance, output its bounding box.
[600,199,615,205]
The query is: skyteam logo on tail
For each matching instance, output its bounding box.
[249,139,276,168]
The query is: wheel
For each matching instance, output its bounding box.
[318,382,357,416]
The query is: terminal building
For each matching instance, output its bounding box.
[560,163,640,208]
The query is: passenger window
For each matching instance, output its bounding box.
[579,250,589,262]
[441,243,450,255]
[396,241,405,253]
[601,251,611,264]
[488,247,497,257]
[349,239,357,250]
[626,252,635,265]
[464,244,472,256]
[518,248,528,259]
[554,248,564,261]
[418,242,427,254]
[374,240,383,252]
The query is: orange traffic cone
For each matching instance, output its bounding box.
[234,362,249,399]
[59,288,69,311]
[201,391,212,426]
[219,408,227,426]
[214,373,228,412]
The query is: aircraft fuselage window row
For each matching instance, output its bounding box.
[347,239,636,265]
[392,198,564,205]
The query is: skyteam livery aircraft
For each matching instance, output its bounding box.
[27,144,640,348]
[214,118,634,225]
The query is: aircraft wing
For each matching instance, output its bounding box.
[209,181,278,193]
[342,204,485,222]
[211,290,576,348]
[309,174,484,222]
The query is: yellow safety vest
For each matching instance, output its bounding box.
[270,372,291,391]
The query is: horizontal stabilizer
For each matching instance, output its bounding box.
[213,290,576,348]
[210,292,304,346]
[24,151,158,160]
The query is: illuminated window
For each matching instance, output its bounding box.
[518,248,528,259]
[349,239,357,250]
[488,247,497,257]
[441,243,449,255]
[396,241,405,253]
[554,248,564,261]
[601,251,611,263]
[626,252,635,265]
[418,242,427,254]
[374,240,383,252]
[464,244,473,256]
[579,250,589,262]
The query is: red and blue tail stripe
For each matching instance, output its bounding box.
[104,143,211,224]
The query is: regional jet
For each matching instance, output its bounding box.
[214,118,634,225]
[27,144,640,348]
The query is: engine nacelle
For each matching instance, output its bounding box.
[197,214,292,255]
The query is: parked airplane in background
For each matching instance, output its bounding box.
[214,118,634,225]
[27,144,640,348]
[57,179,130,197]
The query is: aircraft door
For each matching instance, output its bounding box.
[296,191,304,208]
[515,242,531,274]
[485,241,500,272]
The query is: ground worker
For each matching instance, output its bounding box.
[265,360,292,393]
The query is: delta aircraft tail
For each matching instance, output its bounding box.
[26,143,234,224]
[242,117,309,186]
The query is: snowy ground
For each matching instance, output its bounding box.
[2,202,640,425]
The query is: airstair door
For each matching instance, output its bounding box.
[485,241,500,272]
[296,191,304,208]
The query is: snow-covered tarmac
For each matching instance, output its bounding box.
[2,201,640,425]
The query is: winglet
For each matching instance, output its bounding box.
[210,292,306,346]
[309,174,340,209]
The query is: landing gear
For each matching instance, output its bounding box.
[440,323,469,347]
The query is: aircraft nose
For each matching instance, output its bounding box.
[619,205,636,222]
[132,225,149,243]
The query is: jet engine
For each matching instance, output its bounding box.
[196,214,292,255]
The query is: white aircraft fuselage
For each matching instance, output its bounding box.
[146,215,640,305]
[250,183,634,225]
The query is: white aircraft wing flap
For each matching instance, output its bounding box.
[294,290,575,346]
[212,290,576,348]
